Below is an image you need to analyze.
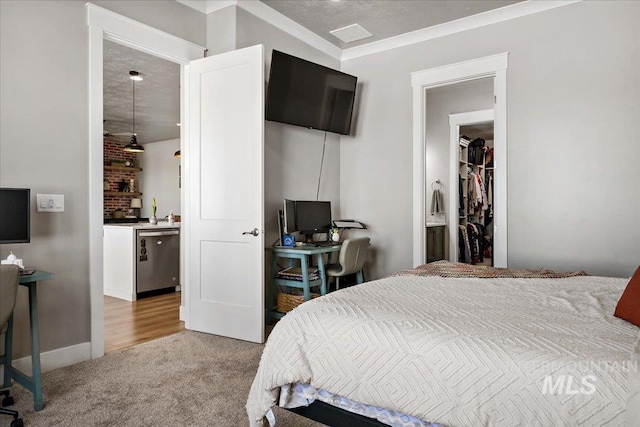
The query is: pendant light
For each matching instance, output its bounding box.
[123,71,145,153]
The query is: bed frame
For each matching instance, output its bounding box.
[285,401,389,427]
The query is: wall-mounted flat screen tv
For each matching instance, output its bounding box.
[0,188,31,244]
[266,50,357,135]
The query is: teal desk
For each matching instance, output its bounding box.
[267,245,341,323]
[1,270,54,412]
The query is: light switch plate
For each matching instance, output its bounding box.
[37,194,64,212]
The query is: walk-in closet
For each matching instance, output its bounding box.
[458,123,494,266]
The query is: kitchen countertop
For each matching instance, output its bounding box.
[104,222,181,230]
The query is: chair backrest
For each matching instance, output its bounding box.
[338,237,370,275]
[0,265,20,334]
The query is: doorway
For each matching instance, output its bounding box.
[101,39,183,352]
[88,4,204,358]
[450,112,495,266]
[411,52,508,268]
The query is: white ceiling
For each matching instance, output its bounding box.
[260,0,522,49]
[103,40,180,145]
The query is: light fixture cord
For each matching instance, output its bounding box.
[316,131,327,201]
[132,78,135,136]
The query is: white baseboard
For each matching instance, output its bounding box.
[103,287,134,301]
[0,342,91,378]
[179,304,185,321]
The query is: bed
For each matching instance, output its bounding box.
[247,261,640,426]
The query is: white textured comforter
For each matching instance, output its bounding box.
[247,274,639,426]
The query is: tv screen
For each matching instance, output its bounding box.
[0,188,31,244]
[266,50,357,135]
[295,201,332,236]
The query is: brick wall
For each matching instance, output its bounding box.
[104,139,139,218]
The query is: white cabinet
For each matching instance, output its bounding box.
[103,223,180,301]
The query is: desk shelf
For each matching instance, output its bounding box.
[274,278,322,288]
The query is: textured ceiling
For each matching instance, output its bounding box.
[260,0,522,49]
[103,1,519,144]
[103,40,180,145]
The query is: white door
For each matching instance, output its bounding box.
[187,45,264,343]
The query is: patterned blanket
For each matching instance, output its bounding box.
[247,273,636,426]
[393,260,587,279]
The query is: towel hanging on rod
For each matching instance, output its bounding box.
[430,179,444,214]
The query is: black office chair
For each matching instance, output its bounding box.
[1,265,24,427]
[325,237,370,290]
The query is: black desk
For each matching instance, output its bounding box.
[1,270,54,411]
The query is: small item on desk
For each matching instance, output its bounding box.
[1,251,24,268]
[311,241,338,247]
[333,219,366,229]
[331,227,340,242]
[282,234,295,247]
[20,269,36,276]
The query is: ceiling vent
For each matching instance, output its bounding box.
[329,23,373,44]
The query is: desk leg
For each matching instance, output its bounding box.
[2,314,13,388]
[300,259,310,301]
[316,254,327,296]
[268,254,279,324]
[28,284,43,411]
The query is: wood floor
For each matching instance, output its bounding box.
[104,291,184,353]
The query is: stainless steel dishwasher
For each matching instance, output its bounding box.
[136,228,180,295]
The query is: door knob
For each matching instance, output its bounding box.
[242,228,260,236]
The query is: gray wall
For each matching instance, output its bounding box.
[0,1,204,358]
[206,5,236,55]
[138,139,181,219]
[92,0,206,47]
[425,78,494,260]
[341,1,640,278]
[235,7,342,247]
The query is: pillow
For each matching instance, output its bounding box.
[614,267,640,326]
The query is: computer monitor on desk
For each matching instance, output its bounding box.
[282,199,332,243]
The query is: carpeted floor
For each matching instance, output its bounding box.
[1,331,324,426]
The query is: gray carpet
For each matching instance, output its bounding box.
[1,331,323,426]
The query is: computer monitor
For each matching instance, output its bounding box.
[294,200,332,242]
[0,188,31,244]
[283,199,296,234]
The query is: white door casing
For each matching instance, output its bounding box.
[87,4,205,359]
[411,53,508,268]
[187,45,265,343]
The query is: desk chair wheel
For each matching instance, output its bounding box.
[2,396,14,407]
[11,417,24,427]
